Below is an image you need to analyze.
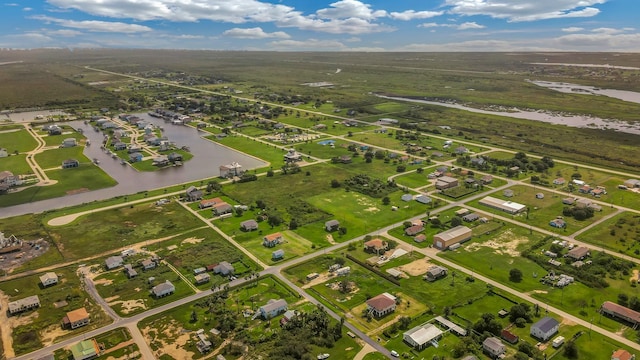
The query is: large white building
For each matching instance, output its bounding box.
[479,196,526,214]
[403,324,443,350]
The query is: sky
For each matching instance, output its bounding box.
[0,0,638,51]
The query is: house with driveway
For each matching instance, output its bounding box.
[40,272,59,287]
[366,293,397,318]
[530,316,559,341]
[62,159,80,169]
[259,299,288,319]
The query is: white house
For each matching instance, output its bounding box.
[483,337,506,358]
[259,299,288,319]
[530,316,560,341]
[152,280,175,298]
[61,138,77,148]
[39,272,59,287]
[403,324,443,350]
[219,162,243,178]
[0,148,8,158]
[105,256,124,270]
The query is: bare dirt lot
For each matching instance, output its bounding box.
[398,259,434,276]
[141,321,195,359]
[464,229,527,258]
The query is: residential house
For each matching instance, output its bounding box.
[280,310,297,326]
[62,159,80,169]
[70,339,100,360]
[435,176,459,190]
[152,280,175,298]
[479,196,526,215]
[219,162,244,178]
[263,232,283,247]
[601,301,640,326]
[403,324,443,350]
[240,219,259,231]
[336,266,351,276]
[567,246,590,260]
[414,234,427,243]
[471,157,486,166]
[481,175,493,184]
[325,220,340,232]
[195,331,212,354]
[462,213,480,222]
[214,261,235,276]
[562,198,575,205]
[454,146,468,154]
[364,238,388,254]
[168,152,183,162]
[127,145,142,154]
[152,155,170,167]
[272,249,285,260]
[401,194,413,202]
[141,259,156,270]
[405,224,424,236]
[549,219,567,228]
[433,226,473,250]
[113,142,127,151]
[195,273,211,284]
[63,307,90,329]
[40,272,58,287]
[123,264,138,278]
[624,179,640,188]
[611,349,634,360]
[199,197,223,209]
[8,295,41,315]
[61,138,77,148]
[530,316,560,341]
[553,178,566,185]
[0,170,19,187]
[105,256,123,270]
[283,149,302,162]
[424,266,448,282]
[483,337,506,358]
[366,293,397,318]
[185,186,204,201]
[259,299,288,319]
[212,202,233,215]
[128,152,143,163]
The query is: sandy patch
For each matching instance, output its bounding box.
[142,321,196,359]
[105,296,120,302]
[109,299,147,314]
[134,287,141,292]
[326,234,336,245]
[398,259,433,276]
[40,324,68,346]
[94,278,113,286]
[630,269,639,283]
[181,237,204,245]
[464,229,527,257]
[364,207,379,213]
[561,317,577,326]
[0,291,41,358]
[302,272,333,289]
[167,245,178,251]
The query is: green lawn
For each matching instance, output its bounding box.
[294,139,356,160]
[576,212,640,258]
[467,184,615,234]
[0,127,38,153]
[393,167,437,189]
[45,201,204,260]
[208,134,288,169]
[0,266,112,355]
[43,130,86,147]
[0,153,32,175]
[34,146,91,169]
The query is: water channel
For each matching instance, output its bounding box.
[3,113,267,217]
[377,81,640,135]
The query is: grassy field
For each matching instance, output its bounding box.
[576,212,640,258]
[467,184,615,234]
[45,201,204,260]
[34,146,91,169]
[0,266,112,355]
[42,131,86,147]
[207,134,288,169]
[0,127,38,153]
[0,153,32,175]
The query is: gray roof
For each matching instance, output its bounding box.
[241,219,258,229]
[483,337,504,351]
[152,281,175,295]
[260,299,288,314]
[532,316,559,332]
[325,219,340,227]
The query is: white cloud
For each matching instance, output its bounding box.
[388,10,443,21]
[23,7,32,11]
[554,32,640,50]
[316,0,386,20]
[4,3,18,6]
[32,15,153,33]
[269,38,347,50]
[223,27,290,39]
[562,27,584,32]
[418,22,485,30]
[46,29,82,36]
[445,0,606,22]
[591,27,624,35]
[345,36,361,42]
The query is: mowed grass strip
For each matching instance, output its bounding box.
[34,146,91,169]
[0,127,38,153]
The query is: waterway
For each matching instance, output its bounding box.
[2,113,267,217]
[527,80,640,105]
[376,91,640,135]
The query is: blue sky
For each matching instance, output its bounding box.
[0,0,638,51]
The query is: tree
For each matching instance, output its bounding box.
[338,227,347,236]
[450,216,463,227]
[509,268,523,282]
[564,341,579,359]
[266,170,274,177]
[330,179,341,188]
[398,316,411,330]
[267,213,283,228]
[190,310,198,323]
[618,293,629,307]
[382,196,390,205]
[509,303,532,323]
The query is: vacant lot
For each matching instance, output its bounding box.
[0,127,38,153]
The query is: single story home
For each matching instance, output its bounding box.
[567,246,590,260]
[549,219,567,228]
[195,273,211,284]
[185,186,204,201]
[141,259,156,270]
[601,301,640,326]
[424,266,448,282]
[403,324,443,350]
[8,295,41,315]
[414,234,427,243]
[240,219,259,231]
[70,339,100,360]
[611,349,634,360]
[462,213,480,222]
[61,138,77,148]
[366,293,397,318]
[124,264,138,278]
[128,152,143,163]
[435,176,459,190]
[212,202,233,215]
[214,261,235,276]
[405,224,424,236]
[364,238,388,254]
[105,256,124,270]
[259,299,288,319]
[199,197,223,209]
[415,194,432,204]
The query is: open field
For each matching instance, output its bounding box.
[207,134,288,169]
[0,154,32,175]
[576,212,640,258]
[45,201,203,260]
[34,146,91,169]
[0,127,38,153]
